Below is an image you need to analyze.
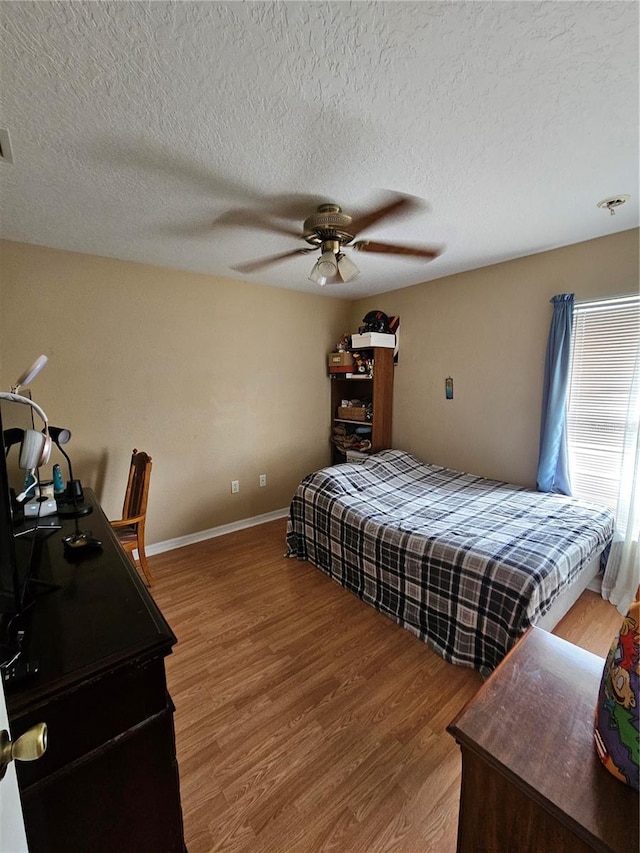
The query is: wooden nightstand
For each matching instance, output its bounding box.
[447,626,638,853]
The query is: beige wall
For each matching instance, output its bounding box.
[0,241,351,544]
[1,230,637,546]
[352,229,639,488]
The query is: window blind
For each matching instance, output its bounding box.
[567,295,639,512]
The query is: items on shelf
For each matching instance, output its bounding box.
[351,332,395,348]
[336,399,372,422]
[327,350,374,377]
[345,449,370,463]
[328,351,353,368]
[328,351,354,375]
[352,313,400,360]
[360,310,391,334]
[331,423,372,454]
[351,351,373,376]
[327,345,394,464]
[337,406,366,421]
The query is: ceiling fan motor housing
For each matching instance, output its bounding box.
[230,193,440,277]
[303,204,355,247]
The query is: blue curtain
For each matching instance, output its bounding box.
[536,293,574,494]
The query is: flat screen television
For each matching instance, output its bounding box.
[0,398,60,652]
[0,402,21,618]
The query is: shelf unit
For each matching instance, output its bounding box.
[330,346,394,463]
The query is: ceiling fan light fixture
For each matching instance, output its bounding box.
[317,250,338,277]
[308,260,328,286]
[337,253,359,282]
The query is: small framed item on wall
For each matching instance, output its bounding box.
[445,377,453,399]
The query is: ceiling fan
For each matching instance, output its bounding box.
[230,193,442,285]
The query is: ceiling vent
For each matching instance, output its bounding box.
[0,129,14,164]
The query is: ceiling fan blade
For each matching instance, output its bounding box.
[215,209,303,239]
[350,194,423,236]
[231,248,315,274]
[352,240,442,260]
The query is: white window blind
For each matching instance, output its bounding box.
[566,294,640,512]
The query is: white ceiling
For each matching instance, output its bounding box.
[0,1,638,299]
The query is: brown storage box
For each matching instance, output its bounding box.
[337,406,366,421]
[328,352,354,368]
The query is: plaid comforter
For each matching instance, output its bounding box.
[286,450,615,674]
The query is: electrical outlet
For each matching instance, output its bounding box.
[231,480,239,494]
[259,474,267,487]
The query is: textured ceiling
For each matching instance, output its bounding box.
[0,1,638,299]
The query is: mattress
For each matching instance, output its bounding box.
[286,450,615,674]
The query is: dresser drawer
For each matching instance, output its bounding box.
[20,706,184,853]
[14,653,169,787]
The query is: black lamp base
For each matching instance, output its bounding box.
[66,479,84,502]
[57,503,93,519]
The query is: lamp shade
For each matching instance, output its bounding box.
[11,354,48,393]
[337,253,360,282]
[316,250,338,278]
[308,261,328,286]
[49,426,71,445]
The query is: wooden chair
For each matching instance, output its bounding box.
[110,449,154,586]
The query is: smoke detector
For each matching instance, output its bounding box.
[597,195,630,216]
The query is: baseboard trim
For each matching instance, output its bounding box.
[143,507,290,558]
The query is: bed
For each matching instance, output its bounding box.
[286,450,615,675]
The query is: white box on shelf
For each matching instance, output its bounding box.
[351,332,395,349]
[345,450,370,463]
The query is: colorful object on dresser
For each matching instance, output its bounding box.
[594,600,639,791]
[52,462,65,495]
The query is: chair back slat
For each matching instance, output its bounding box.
[122,449,152,522]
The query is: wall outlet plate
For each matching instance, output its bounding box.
[231,480,239,494]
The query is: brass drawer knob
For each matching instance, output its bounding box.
[0,723,47,779]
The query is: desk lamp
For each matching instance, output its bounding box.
[10,355,49,394]
[49,427,92,519]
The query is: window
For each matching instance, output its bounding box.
[566,294,640,512]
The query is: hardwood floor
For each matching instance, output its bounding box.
[149,519,623,853]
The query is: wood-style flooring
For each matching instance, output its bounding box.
[149,519,623,853]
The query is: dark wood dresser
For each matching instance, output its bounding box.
[5,491,185,852]
[447,626,639,853]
